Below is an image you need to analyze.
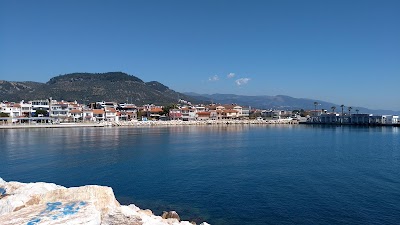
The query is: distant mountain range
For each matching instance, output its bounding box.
[184,93,400,115]
[1,72,398,115]
[0,72,193,105]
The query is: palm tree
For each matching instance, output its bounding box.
[356,109,359,114]
[348,106,353,116]
[340,105,345,116]
[340,104,345,124]
[331,106,336,113]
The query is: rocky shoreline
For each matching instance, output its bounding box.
[0,119,298,129]
[102,119,298,127]
[0,178,209,225]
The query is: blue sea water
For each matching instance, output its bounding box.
[1,125,400,224]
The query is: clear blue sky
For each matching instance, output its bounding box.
[1,0,399,110]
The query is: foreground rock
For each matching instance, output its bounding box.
[0,178,209,225]
[162,211,180,221]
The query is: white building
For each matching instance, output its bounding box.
[384,115,399,124]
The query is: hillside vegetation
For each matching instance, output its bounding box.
[0,72,191,105]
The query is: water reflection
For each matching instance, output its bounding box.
[1,126,400,225]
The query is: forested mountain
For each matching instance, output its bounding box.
[0,72,192,105]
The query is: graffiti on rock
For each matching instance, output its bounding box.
[27,201,87,224]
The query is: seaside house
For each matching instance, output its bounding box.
[197,111,211,120]
[142,104,161,112]
[209,110,218,120]
[20,101,32,118]
[169,109,182,120]
[0,102,21,121]
[241,107,251,119]
[149,107,163,120]
[204,105,219,120]
[215,110,224,120]
[117,104,138,121]
[69,109,83,122]
[222,109,239,119]
[83,109,94,122]
[105,107,118,122]
[30,99,50,116]
[233,105,243,118]
[118,111,137,121]
[181,107,197,121]
[50,102,69,121]
[93,109,105,121]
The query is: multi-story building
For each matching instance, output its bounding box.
[20,101,32,117]
[93,109,105,121]
[83,109,94,122]
[69,109,83,122]
[105,107,118,122]
[50,102,69,120]
[197,111,211,120]
[169,109,182,120]
[117,104,138,121]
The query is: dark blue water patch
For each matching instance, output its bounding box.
[1,126,400,225]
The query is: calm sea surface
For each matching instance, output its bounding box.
[1,125,400,224]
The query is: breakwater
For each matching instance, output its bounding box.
[0,178,210,225]
[101,119,298,127]
[0,119,298,129]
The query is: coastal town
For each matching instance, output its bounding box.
[0,98,399,127]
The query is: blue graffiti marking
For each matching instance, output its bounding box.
[45,202,62,212]
[76,201,86,210]
[0,187,6,196]
[27,201,87,223]
[27,218,41,225]
[62,202,77,215]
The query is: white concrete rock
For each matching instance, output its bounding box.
[38,185,120,215]
[0,180,64,216]
[0,178,209,225]
[0,201,101,225]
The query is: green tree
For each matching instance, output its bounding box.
[162,104,177,115]
[137,110,147,120]
[34,109,48,117]
[249,110,261,119]
[300,109,309,117]
[0,112,9,117]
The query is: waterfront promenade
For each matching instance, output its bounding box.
[0,119,298,129]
